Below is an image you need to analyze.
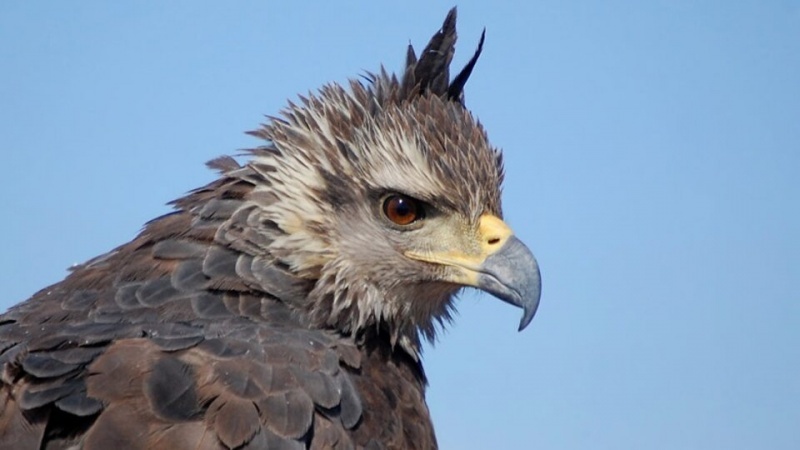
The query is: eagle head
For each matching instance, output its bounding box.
[218,9,540,354]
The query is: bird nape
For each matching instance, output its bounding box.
[0,7,541,450]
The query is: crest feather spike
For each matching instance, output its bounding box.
[401,7,457,98]
[400,7,484,104]
[405,43,418,68]
[447,28,485,103]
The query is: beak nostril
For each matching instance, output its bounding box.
[487,237,501,246]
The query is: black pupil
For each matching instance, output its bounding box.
[394,197,413,218]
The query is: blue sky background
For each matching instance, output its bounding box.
[1,2,798,449]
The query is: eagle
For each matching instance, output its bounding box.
[0,8,540,450]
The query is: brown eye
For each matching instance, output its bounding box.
[383,194,422,226]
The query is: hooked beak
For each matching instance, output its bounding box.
[406,214,541,330]
[474,234,541,330]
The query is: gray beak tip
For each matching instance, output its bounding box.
[517,262,541,331]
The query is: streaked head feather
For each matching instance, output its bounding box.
[217,8,504,354]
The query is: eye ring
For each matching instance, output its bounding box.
[382,194,423,226]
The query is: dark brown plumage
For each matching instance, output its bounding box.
[0,8,540,450]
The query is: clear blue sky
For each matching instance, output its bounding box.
[1,2,798,449]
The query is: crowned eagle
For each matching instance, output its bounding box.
[0,8,541,450]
